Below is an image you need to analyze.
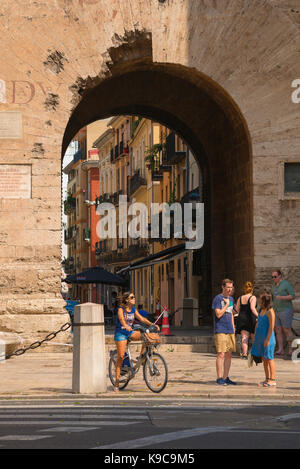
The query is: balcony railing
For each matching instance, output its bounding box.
[165,132,186,165]
[62,256,75,274]
[128,170,146,197]
[63,195,76,215]
[64,225,77,244]
[73,148,86,164]
[128,243,148,260]
[110,141,129,163]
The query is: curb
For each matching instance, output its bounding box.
[0,393,299,403]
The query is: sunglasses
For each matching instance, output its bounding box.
[272,275,278,279]
[128,295,135,299]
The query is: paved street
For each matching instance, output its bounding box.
[0,400,298,449]
[0,349,299,400]
[0,349,299,449]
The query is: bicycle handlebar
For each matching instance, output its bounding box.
[133,324,157,333]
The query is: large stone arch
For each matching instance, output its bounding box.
[62,59,253,295]
[0,0,299,337]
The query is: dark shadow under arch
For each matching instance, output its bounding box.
[62,61,254,296]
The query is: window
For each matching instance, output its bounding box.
[284,163,300,193]
[162,264,164,281]
[279,161,300,200]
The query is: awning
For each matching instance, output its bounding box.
[117,243,187,274]
[65,266,127,286]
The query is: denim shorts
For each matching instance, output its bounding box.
[114,330,133,342]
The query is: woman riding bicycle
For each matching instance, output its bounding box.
[114,291,160,392]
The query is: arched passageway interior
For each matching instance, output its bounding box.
[62,60,253,300]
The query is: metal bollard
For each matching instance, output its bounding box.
[72,303,107,394]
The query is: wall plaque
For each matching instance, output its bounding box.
[0,111,22,139]
[0,165,31,199]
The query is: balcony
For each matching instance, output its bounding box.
[73,148,86,164]
[64,225,77,244]
[119,140,129,156]
[165,132,186,165]
[63,195,76,215]
[110,141,129,163]
[128,243,148,260]
[128,170,146,197]
[95,240,113,260]
[62,256,75,274]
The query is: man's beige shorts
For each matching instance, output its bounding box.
[214,333,236,353]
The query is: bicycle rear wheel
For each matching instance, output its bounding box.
[143,351,168,393]
[108,350,131,390]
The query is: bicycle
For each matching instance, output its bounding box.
[108,324,168,393]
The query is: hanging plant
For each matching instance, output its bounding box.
[145,143,166,172]
[168,181,179,205]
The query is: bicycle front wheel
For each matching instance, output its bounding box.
[143,352,168,393]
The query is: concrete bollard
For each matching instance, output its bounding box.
[72,303,107,394]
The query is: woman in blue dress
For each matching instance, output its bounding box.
[114,291,160,392]
[251,290,276,387]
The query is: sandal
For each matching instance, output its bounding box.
[262,379,276,387]
[260,379,269,386]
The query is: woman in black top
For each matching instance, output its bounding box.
[235,281,259,359]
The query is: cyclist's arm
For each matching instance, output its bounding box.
[135,311,160,331]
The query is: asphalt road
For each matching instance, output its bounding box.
[0,399,299,451]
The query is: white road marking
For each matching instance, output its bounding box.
[276,413,300,422]
[94,426,230,449]
[0,435,51,441]
[39,427,99,433]
[94,427,300,449]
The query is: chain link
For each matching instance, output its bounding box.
[5,322,72,360]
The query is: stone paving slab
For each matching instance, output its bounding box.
[0,350,299,402]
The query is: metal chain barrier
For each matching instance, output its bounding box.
[5,322,72,360]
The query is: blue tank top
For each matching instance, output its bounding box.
[115,306,136,332]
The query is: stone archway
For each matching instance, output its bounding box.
[63,58,254,299]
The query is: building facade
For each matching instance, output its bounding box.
[64,116,206,327]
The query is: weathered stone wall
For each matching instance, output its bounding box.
[0,0,299,338]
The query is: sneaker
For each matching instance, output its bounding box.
[216,378,227,386]
[225,377,237,385]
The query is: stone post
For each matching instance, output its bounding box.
[72,303,107,394]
